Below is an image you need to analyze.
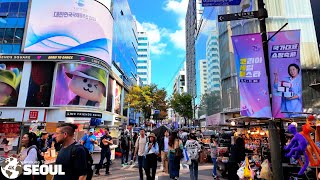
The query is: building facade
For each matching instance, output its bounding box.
[215,0,320,115]
[173,61,187,95]
[206,32,221,92]
[137,31,151,85]
[0,0,138,129]
[199,59,208,95]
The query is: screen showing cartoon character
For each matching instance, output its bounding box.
[0,62,23,107]
[53,63,107,109]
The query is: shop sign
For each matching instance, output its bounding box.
[29,111,39,120]
[65,111,102,118]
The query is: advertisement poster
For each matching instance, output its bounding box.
[106,77,114,112]
[26,62,55,107]
[269,30,302,118]
[53,63,107,109]
[23,0,113,65]
[114,83,122,115]
[232,33,272,118]
[0,62,23,107]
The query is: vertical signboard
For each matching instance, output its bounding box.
[268,30,302,118]
[232,33,272,118]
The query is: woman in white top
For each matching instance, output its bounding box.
[16,132,39,180]
[144,133,159,180]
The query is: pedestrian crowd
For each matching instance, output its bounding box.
[4,124,250,180]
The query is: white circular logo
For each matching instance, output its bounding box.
[1,157,23,179]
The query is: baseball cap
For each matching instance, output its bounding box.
[89,128,94,133]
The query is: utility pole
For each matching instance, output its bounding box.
[257,0,284,179]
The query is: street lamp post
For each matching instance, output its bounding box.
[257,0,284,179]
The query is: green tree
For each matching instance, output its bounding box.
[199,91,222,116]
[170,93,193,126]
[124,84,167,123]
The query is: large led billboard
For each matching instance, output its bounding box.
[53,63,107,110]
[22,0,113,66]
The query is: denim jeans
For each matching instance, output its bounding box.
[122,149,129,164]
[169,152,180,179]
[95,148,111,174]
[189,159,198,180]
[212,158,217,176]
[138,156,145,180]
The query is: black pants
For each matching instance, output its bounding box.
[228,162,239,180]
[95,148,111,174]
[138,156,145,180]
[121,148,129,164]
[145,153,158,180]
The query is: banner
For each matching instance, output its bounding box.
[269,30,302,118]
[232,33,272,118]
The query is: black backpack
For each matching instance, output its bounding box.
[70,143,93,180]
[27,145,45,165]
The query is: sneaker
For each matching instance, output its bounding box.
[212,174,217,179]
[94,173,100,177]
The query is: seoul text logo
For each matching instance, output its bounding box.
[1,157,65,179]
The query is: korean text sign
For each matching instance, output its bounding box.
[232,33,272,118]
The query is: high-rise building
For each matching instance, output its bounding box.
[173,61,187,95]
[0,0,139,128]
[137,31,151,85]
[216,0,320,114]
[206,32,220,92]
[199,59,208,95]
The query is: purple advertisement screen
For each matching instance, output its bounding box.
[268,30,302,118]
[232,33,272,118]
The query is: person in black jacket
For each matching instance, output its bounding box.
[37,131,49,153]
[228,137,245,180]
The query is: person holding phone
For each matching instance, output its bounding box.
[144,133,159,180]
[95,128,113,176]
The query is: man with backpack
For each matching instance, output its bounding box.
[185,133,201,180]
[120,130,131,166]
[95,127,113,176]
[133,128,147,180]
[54,123,88,180]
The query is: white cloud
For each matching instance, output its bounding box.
[136,20,168,55]
[163,0,188,50]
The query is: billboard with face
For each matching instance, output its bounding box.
[22,0,113,66]
[53,63,107,109]
[0,62,23,107]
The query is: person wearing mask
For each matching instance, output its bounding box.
[37,131,49,153]
[95,128,113,176]
[81,129,97,154]
[134,129,147,180]
[210,137,218,179]
[130,132,138,164]
[228,137,245,180]
[144,133,159,180]
[185,133,201,180]
[120,130,131,166]
[54,123,88,180]
[168,131,183,180]
[159,130,170,173]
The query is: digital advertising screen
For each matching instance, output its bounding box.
[53,63,107,109]
[23,0,113,66]
[0,62,23,107]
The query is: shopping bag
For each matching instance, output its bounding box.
[260,159,271,180]
[244,156,252,179]
[237,161,246,179]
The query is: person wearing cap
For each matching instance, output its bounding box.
[144,133,159,180]
[81,128,97,153]
[37,131,49,153]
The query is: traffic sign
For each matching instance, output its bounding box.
[202,0,242,7]
[218,11,258,22]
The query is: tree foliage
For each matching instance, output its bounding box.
[198,91,222,116]
[124,84,167,121]
[170,93,193,125]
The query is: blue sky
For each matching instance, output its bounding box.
[128,0,189,95]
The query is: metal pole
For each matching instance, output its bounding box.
[257,0,284,179]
